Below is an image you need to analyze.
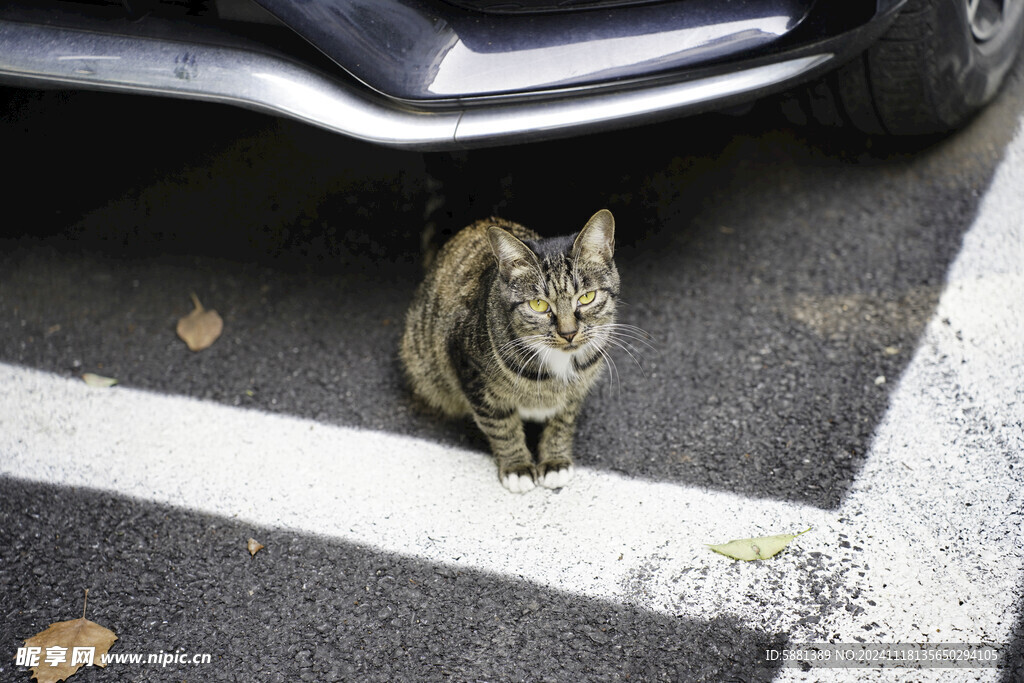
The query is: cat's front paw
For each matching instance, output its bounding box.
[500,463,536,494]
[537,462,574,490]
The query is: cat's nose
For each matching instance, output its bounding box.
[558,329,577,343]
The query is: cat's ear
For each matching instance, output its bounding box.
[573,209,615,265]
[488,227,539,282]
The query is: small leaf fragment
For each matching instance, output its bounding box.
[708,527,811,561]
[176,293,223,352]
[247,538,264,557]
[81,373,118,388]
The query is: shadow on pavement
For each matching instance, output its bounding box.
[0,477,785,682]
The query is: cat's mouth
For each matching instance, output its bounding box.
[554,339,585,353]
[542,330,597,354]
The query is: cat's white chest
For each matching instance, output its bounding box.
[541,348,577,382]
[515,349,577,422]
[517,405,561,422]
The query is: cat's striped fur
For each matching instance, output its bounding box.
[400,210,618,493]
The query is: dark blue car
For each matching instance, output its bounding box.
[1,0,1021,148]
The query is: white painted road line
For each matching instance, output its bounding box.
[0,362,832,621]
[772,119,1024,681]
[3,126,1023,680]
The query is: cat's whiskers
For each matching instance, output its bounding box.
[601,337,647,377]
[595,343,621,400]
[494,335,544,377]
[590,322,654,376]
[538,335,594,385]
[592,323,654,350]
[493,334,550,405]
[598,322,656,348]
[496,332,545,358]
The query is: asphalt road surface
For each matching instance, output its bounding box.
[1,58,1023,682]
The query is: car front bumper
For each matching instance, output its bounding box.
[0,1,904,149]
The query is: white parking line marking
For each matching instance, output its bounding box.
[3,126,1023,681]
[773,121,1024,680]
[0,360,832,617]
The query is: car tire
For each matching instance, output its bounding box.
[788,0,1024,135]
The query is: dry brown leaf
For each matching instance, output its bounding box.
[21,591,117,683]
[81,373,117,388]
[247,538,265,557]
[176,293,223,351]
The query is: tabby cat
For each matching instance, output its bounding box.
[400,209,619,493]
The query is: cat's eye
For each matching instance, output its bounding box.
[528,299,550,313]
[577,291,597,305]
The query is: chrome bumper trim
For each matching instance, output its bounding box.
[0,19,831,150]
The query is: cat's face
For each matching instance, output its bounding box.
[488,210,619,375]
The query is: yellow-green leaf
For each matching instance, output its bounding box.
[708,527,811,561]
[81,373,118,388]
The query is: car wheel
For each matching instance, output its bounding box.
[792,0,1024,134]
